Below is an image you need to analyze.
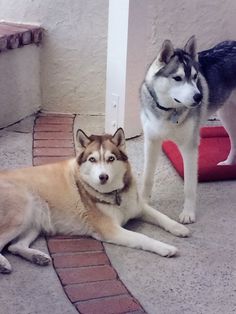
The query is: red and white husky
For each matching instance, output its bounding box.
[0,128,189,274]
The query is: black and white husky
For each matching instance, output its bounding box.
[140,36,236,224]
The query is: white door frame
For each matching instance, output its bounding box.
[105,0,147,138]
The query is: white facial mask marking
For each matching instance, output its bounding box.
[79,147,127,193]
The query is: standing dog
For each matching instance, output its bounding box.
[141,36,236,224]
[0,128,189,274]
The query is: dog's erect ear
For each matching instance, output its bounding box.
[76,129,91,149]
[159,40,174,64]
[112,128,126,149]
[184,35,197,59]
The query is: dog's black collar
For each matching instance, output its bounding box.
[111,190,122,206]
[144,82,191,125]
[144,82,172,112]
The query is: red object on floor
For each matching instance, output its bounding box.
[162,126,236,182]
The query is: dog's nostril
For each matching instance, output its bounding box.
[99,174,109,183]
[193,93,202,103]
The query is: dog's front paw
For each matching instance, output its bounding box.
[217,153,236,166]
[170,222,190,237]
[179,210,196,224]
[32,253,51,266]
[159,245,178,257]
[217,159,235,166]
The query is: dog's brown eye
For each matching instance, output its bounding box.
[193,73,198,80]
[88,157,96,162]
[173,76,182,82]
[108,156,115,162]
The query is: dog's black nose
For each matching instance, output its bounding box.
[99,173,109,184]
[193,93,202,103]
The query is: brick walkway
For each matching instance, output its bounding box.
[32,112,146,314]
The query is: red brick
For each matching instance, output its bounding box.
[65,279,127,302]
[34,139,74,148]
[47,238,103,253]
[33,156,69,166]
[33,147,75,157]
[52,252,109,268]
[34,132,73,140]
[76,295,142,314]
[58,265,117,285]
[38,112,75,118]
[34,124,73,132]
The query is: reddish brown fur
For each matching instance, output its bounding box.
[78,135,128,165]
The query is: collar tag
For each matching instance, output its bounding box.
[115,191,122,206]
[170,110,179,124]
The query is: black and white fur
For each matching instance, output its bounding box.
[140,36,236,224]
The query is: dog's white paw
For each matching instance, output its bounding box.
[0,255,12,274]
[217,153,236,165]
[32,253,51,266]
[170,222,190,237]
[217,159,235,166]
[179,210,196,224]
[159,245,178,257]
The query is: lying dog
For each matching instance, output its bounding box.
[0,128,189,273]
[140,36,236,224]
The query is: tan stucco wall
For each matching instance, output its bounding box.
[146,0,236,63]
[0,0,235,117]
[0,0,108,115]
[0,46,41,128]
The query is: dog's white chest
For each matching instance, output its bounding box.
[98,188,141,226]
[141,108,195,144]
[141,109,174,139]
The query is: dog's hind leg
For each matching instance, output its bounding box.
[8,228,51,266]
[217,98,236,165]
[178,144,199,224]
[0,185,30,273]
[140,202,190,237]
[142,136,162,201]
[0,228,23,274]
[0,222,28,273]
